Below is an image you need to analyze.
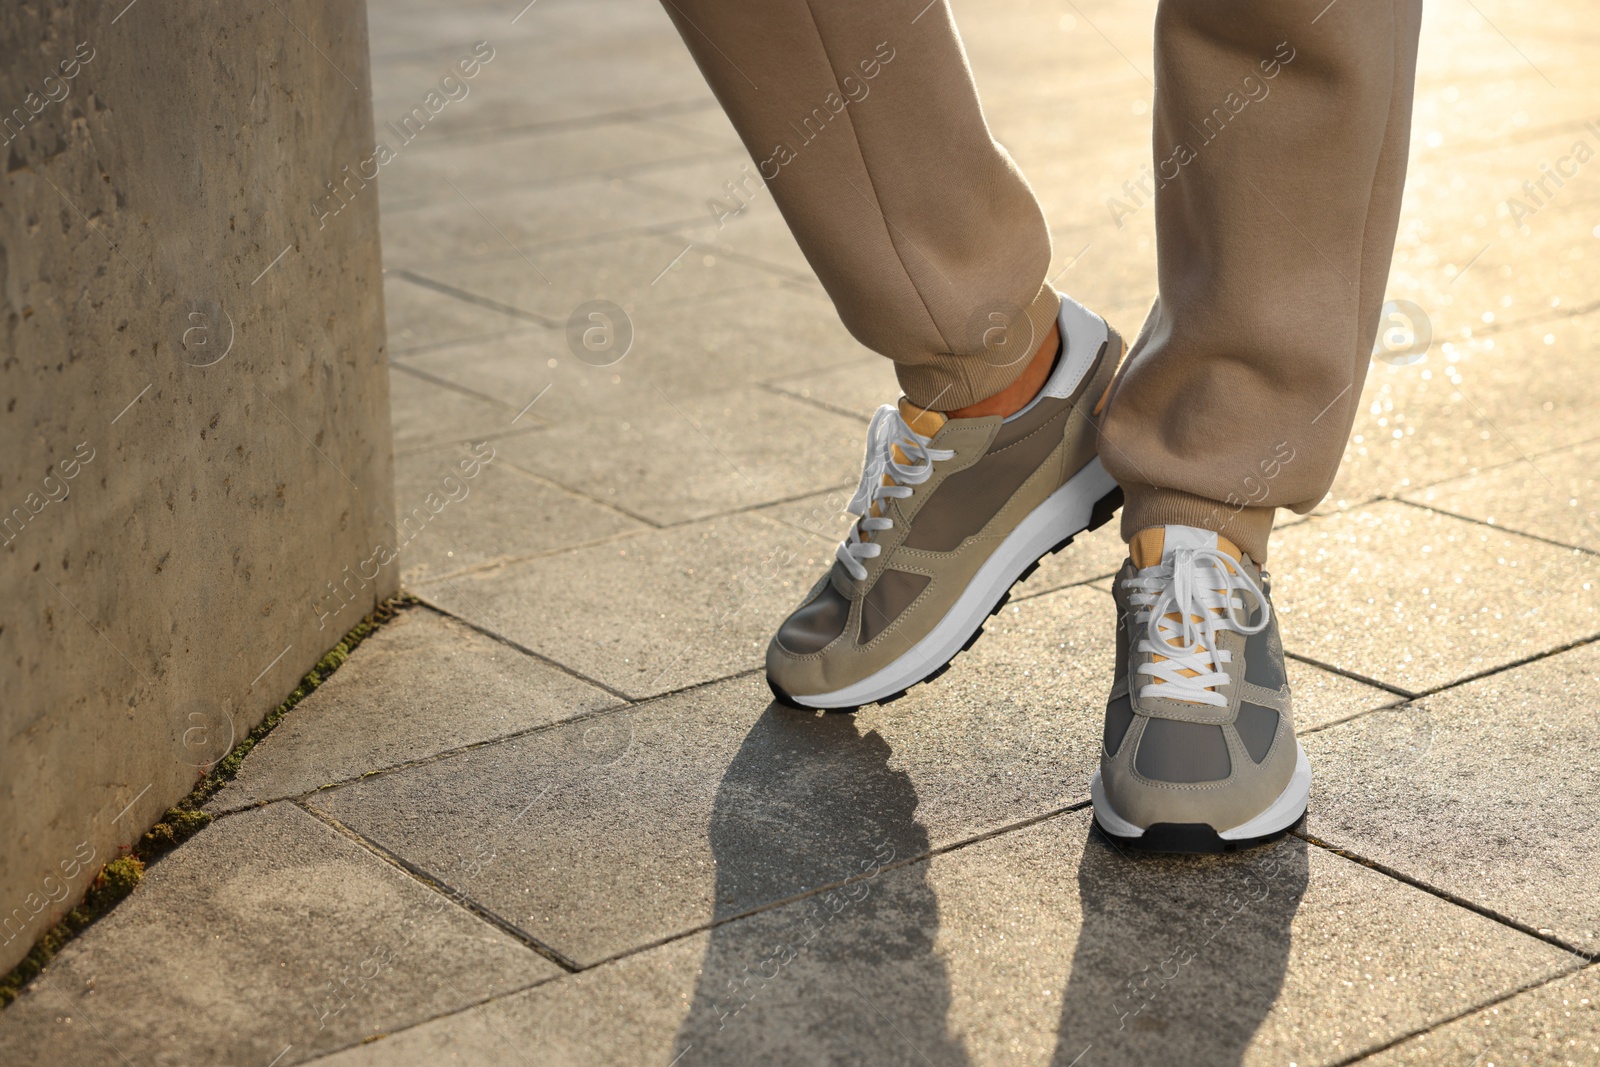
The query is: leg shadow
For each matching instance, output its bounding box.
[671,702,972,1067]
[1053,827,1310,1066]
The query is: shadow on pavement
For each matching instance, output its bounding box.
[670,700,1307,1066]
[1055,827,1310,1066]
[673,701,969,1065]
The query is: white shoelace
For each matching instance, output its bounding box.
[836,404,955,581]
[1122,547,1270,707]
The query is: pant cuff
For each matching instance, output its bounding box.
[894,284,1061,410]
[1118,484,1276,564]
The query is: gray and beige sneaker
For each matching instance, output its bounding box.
[766,294,1124,711]
[1092,525,1310,853]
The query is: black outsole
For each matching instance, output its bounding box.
[1092,809,1306,855]
[768,484,1124,714]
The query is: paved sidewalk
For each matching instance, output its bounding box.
[4,0,1600,1063]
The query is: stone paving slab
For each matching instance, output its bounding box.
[1326,328,1591,510]
[387,368,538,454]
[366,2,712,134]
[384,123,721,203]
[385,273,535,355]
[307,812,1578,1067]
[1360,964,1600,1066]
[615,159,816,275]
[414,514,833,697]
[1321,359,1525,511]
[394,440,645,584]
[209,607,622,811]
[0,803,554,1067]
[764,354,901,422]
[307,586,1394,970]
[391,328,616,427]
[605,285,866,402]
[748,486,856,546]
[393,285,863,428]
[408,230,779,325]
[1384,126,1600,343]
[1403,439,1600,553]
[1268,500,1600,693]
[1303,639,1600,955]
[377,180,700,271]
[490,384,868,525]
[301,599,1126,970]
[1327,311,1600,509]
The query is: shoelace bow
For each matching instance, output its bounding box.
[836,404,955,581]
[1122,547,1271,707]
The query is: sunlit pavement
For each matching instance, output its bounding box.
[3,1,1598,1063]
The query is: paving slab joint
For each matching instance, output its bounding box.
[1330,959,1600,1067]
[1295,830,1596,961]
[1407,630,1600,700]
[1391,496,1600,558]
[295,802,582,973]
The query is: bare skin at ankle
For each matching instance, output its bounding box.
[938,322,1061,419]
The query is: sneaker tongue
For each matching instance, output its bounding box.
[897,397,947,438]
[861,399,947,532]
[1128,525,1242,569]
[1129,524,1245,704]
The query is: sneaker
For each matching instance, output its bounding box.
[1091,525,1310,853]
[766,294,1125,711]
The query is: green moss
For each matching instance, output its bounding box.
[137,807,214,861]
[0,592,417,1010]
[82,857,145,913]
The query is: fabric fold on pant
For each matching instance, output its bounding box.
[1099,0,1423,561]
[656,0,1058,410]
[660,0,1422,561]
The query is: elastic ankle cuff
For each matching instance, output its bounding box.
[894,284,1062,410]
[1119,485,1275,564]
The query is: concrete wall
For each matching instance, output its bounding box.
[0,1,395,973]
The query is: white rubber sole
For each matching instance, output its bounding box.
[1090,742,1312,842]
[787,455,1119,710]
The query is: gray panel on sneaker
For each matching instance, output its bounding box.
[1243,621,1287,690]
[1103,693,1134,756]
[1134,719,1232,783]
[775,572,852,655]
[900,402,1074,552]
[1235,702,1280,763]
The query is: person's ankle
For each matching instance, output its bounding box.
[938,322,1061,420]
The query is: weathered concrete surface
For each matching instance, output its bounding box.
[1269,502,1600,693]
[309,814,1578,1067]
[306,608,1393,970]
[1361,965,1600,1066]
[0,803,553,1067]
[416,514,837,698]
[208,606,622,811]
[1305,641,1600,954]
[0,1,394,973]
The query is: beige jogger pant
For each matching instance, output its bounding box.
[660,0,1422,561]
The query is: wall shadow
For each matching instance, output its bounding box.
[1054,826,1310,1066]
[671,702,971,1066]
